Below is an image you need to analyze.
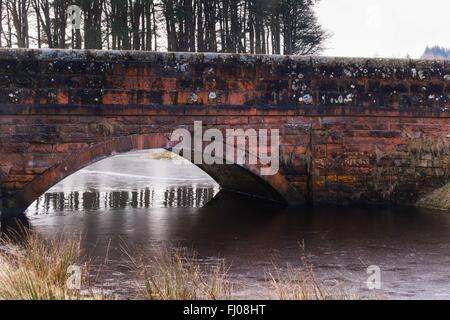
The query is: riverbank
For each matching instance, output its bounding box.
[0,233,352,300]
[417,182,450,211]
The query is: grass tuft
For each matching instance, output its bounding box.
[0,232,354,300]
[128,247,233,300]
[0,232,98,300]
[266,253,354,300]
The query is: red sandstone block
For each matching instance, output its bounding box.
[2,174,35,183]
[102,90,132,105]
[367,122,391,131]
[313,176,326,190]
[341,137,381,145]
[0,143,28,153]
[212,92,228,105]
[0,116,21,125]
[284,117,312,125]
[0,153,22,166]
[9,167,47,175]
[176,116,218,126]
[215,64,244,79]
[326,144,344,152]
[376,144,408,153]
[118,116,152,125]
[319,119,346,131]
[248,116,287,125]
[160,78,177,91]
[225,92,246,105]
[346,167,372,175]
[279,135,302,145]
[111,63,153,77]
[281,145,308,156]
[344,158,370,167]
[175,92,190,105]
[312,145,328,159]
[0,89,33,104]
[135,91,150,105]
[130,134,168,150]
[53,143,89,153]
[56,91,69,104]
[107,74,131,89]
[197,92,210,105]
[1,182,26,191]
[215,116,249,125]
[42,116,79,125]
[311,118,324,130]
[28,144,54,153]
[113,76,155,90]
[227,80,255,91]
[326,175,358,184]
[345,144,375,153]
[281,126,307,136]
[158,91,177,106]
[313,158,331,170]
[326,134,342,144]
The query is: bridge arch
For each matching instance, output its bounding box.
[13,133,301,212]
[5,49,450,208]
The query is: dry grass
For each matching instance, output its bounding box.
[0,232,100,300]
[266,254,354,300]
[127,247,233,300]
[416,181,450,210]
[0,232,354,300]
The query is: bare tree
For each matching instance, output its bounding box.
[0,0,327,54]
[0,0,4,46]
[6,0,31,47]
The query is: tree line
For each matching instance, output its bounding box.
[421,46,450,60]
[0,0,328,55]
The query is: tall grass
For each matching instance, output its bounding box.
[0,233,92,300]
[266,254,353,300]
[0,232,354,300]
[128,247,233,300]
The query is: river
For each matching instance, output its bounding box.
[15,150,450,299]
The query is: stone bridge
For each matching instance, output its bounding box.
[1,48,450,214]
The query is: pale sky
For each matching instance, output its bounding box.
[315,0,450,58]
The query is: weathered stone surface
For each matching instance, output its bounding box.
[1,48,450,211]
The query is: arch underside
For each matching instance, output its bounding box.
[196,163,286,204]
[10,134,302,212]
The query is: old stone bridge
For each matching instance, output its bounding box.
[1,48,450,214]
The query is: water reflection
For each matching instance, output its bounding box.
[4,149,450,299]
[27,187,217,214]
[0,212,30,241]
[24,150,220,216]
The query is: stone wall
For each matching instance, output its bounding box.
[1,49,450,210]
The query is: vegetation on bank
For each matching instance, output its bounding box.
[0,232,353,300]
[267,254,353,300]
[129,247,233,300]
[417,181,450,211]
[0,233,93,300]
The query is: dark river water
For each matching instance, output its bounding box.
[16,150,450,299]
